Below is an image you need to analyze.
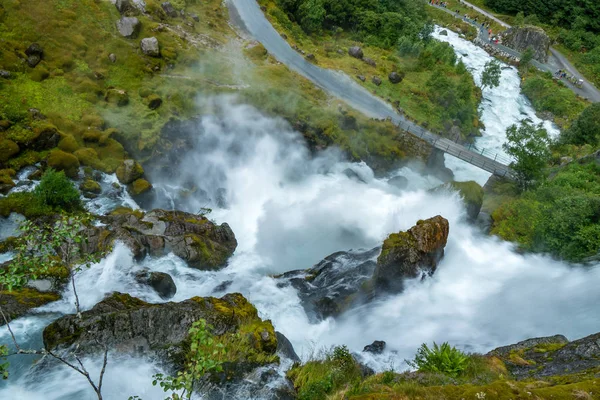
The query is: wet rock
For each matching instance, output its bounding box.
[141,37,160,57]
[348,46,363,59]
[363,57,376,67]
[276,331,300,362]
[129,178,152,196]
[147,94,162,110]
[388,175,408,190]
[190,13,200,22]
[116,159,144,184]
[343,167,366,183]
[276,248,379,321]
[0,70,10,79]
[487,333,600,379]
[426,148,454,182]
[79,178,102,197]
[25,43,43,68]
[134,268,177,299]
[43,292,278,376]
[372,76,382,86]
[388,71,405,84]
[363,340,386,354]
[108,53,117,63]
[116,16,141,38]
[357,75,366,82]
[373,215,449,294]
[0,288,60,325]
[439,30,448,36]
[212,280,233,293]
[502,26,551,63]
[83,208,237,269]
[161,2,178,18]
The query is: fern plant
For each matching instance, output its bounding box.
[407,342,468,378]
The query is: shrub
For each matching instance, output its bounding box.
[407,342,468,378]
[34,168,82,210]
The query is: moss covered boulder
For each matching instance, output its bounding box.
[43,292,279,381]
[0,138,20,164]
[0,168,16,194]
[81,208,237,269]
[448,181,484,221]
[0,288,60,325]
[79,178,101,198]
[47,149,80,178]
[116,159,144,184]
[129,178,152,195]
[57,134,80,153]
[373,215,449,294]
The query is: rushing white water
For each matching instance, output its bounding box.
[1,40,599,400]
[433,27,560,185]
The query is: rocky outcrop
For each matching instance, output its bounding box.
[276,248,379,321]
[348,46,363,59]
[116,159,144,184]
[84,208,237,270]
[373,216,449,293]
[363,340,386,354]
[116,17,141,38]
[141,37,160,57]
[0,288,60,325]
[488,333,600,379]
[43,292,279,377]
[501,26,550,63]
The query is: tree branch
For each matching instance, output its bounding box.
[0,306,20,352]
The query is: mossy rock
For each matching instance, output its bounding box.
[449,181,484,221]
[0,288,61,324]
[129,178,152,195]
[73,147,110,172]
[80,178,101,194]
[0,138,20,163]
[116,159,144,184]
[105,88,130,107]
[146,94,162,110]
[82,130,104,143]
[47,149,80,178]
[57,134,80,153]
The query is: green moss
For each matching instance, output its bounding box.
[0,191,53,218]
[379,231,414,260]
[79,178,101,194]
[47,149,80,178]
[129,178,152,195]
[57,134,80,153]
[73,147,107,172]
[109,206,145,219]
[0,138,20,163]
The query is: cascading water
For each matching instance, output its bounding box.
[1,39,599,400]
[432,27,560,185]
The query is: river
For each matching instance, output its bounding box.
[0,3,598,400]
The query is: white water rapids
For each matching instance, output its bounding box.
[1,32,599,400]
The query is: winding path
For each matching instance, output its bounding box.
[227,0,514,178]
[444,1,600,102]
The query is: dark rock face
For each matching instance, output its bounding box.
[276,331,300,362]
[83,208,237,270]
[426,148,454,182]
[439,30,448,36]
[116,16,141,38]
[363,340,386,354]
[276,248,379,321]
[141,37,160,57]
[488,333,600,379]
[372,76,382,86]
[373,216,449,294]
[25,43,43,68]
[348,46,363,59]
[502,26,551,63]
[134,269,177,299]
[43,292,277,366]
[161,2,179,18]
[388,71,404,84]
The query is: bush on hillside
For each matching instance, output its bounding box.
[407,342,469,377]
[34,168,82,211]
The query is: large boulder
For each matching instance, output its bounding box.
[502,26,551,63]
[43,292,279,379]
[0,288,60,325]
[116,17,141,38]
[47,149,80,179]
[84,208,237,270]
[373,216,449,293]
[0,139,19,163]
[488,333,600,379]
[348,46,363,59]
[25,43,43,68]
[276,247,379,321]
[115,159,144,184]
[141,37,160,57]
[388,71,405,84]
[134,269,177,299]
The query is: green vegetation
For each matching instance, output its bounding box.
[481,60,501,89]
[259,0,482,141]
[503,120,551,191]
[153,319,226,400]
[406,342,469,378]
[560,102,600,146]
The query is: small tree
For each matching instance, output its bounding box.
[34,168,82,211]
[514,11,525,27]
[519,48,534,72]
[560,103,600,146]
[152,319,226,400]
[503,120,551,190]
[406,342,468,378]
[0,214,107,399]
[481,59,502,90]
